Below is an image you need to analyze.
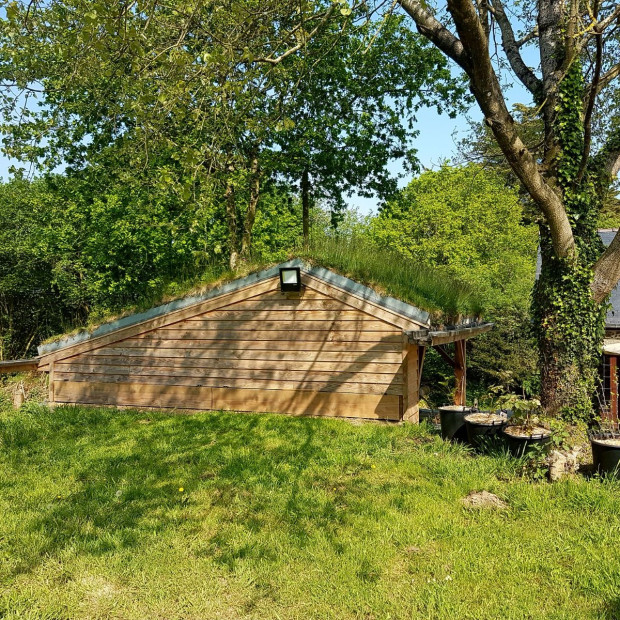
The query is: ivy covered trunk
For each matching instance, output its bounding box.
[533,241,606,418]
[532,63,608,418]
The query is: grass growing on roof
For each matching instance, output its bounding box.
[41,237,483,345]
[303,237,484,320]
[1,404,620,619]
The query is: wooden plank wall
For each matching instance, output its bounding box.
[51,281,405,420]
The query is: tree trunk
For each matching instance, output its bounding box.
[241,152,260,261]
[224,163,238,271]
[399,0,620,419]
[302,168,310,248]
[532,234,607,417]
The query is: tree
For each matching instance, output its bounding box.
[270,13,466,240]
[395,0,620,417]
[370,164,537,310]
[0,0,341,269]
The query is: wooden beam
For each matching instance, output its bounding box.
[611,355,618,425]
[49,361,55,404]
[453,340,466,407]
[433,345,457,368]
[407,322,494,346]
[418,346,426,391]
[0,359,40,373]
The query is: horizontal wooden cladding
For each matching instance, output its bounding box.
[38,276,282,366]
[115,338,400,353]
[85,347,403,364]
[247,288,331,300]
[186,309,387,322]
[133,330,402,343]
[177,319,398,332]
[303,275,425,331]
[53,381,401,420]
[56,362,402,387]
[65,354,402,374]
[54,372,402,395]
[218,299,354,311]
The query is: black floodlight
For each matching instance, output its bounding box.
[279,266,301,292]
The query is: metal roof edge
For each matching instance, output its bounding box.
[38,258,430,355]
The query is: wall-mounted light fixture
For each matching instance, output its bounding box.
[279,267,301,292]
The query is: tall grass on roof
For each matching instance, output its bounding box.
[302,237,484,322]
[42,237,483,345]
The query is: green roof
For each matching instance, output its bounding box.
[39,243,484,355]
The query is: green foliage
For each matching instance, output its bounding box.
[0,0,466,265]
[0,177,86,359]
[369,164,538,312]
[0,173,304,354]
[468,308,538,393]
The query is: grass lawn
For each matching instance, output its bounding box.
[1,405,620,619]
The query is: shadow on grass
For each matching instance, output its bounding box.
[602,598,620,620]
[3,406,380,577]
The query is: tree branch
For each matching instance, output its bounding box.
[397,0,470,71]
[441,0,575,258]
[577,23,603,184]
[593,231,620,302]
[488,0,543,99]
[254,6,336,65]
[586,62,620,98]
[592,3,620,34]
[516,27,538,47]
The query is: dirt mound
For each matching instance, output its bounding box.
[462,490,507,509]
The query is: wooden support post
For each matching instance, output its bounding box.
[48,362,55,405]
[611,355,618,426]
[402,335,420,423]
[418,346,426,391]
[453,340,466,406]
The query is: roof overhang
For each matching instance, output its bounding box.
[406,322,494,346]
[0,358,40,373]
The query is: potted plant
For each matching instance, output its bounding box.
[589,419,620,476]
[498,396,551,457]
[464,410,508,451]
[438,404,474,442]
[461,386,507,450]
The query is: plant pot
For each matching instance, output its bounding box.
[438,405,473,442]
[502,425,551,457]
[464,412,507,451]
[590,432,620,476]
